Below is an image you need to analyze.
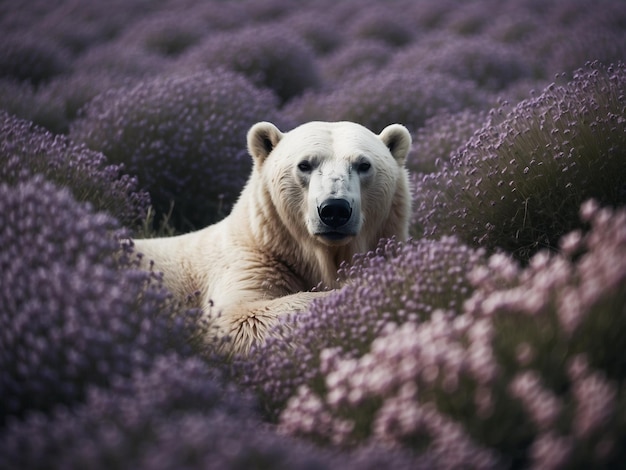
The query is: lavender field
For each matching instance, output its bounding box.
[1,0,626,468]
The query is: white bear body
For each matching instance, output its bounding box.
[133,121,412,354]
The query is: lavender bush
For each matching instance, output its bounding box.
[0,112,150,227]
[345,6,416,47]
[279,11,345,55]
[117,11,209,58]
[0,79,68,134]
[0,32,70,85]
[285,70,489,133]
[546,29,626,79]
[70,71,280,232]
[407,109,488,175]
[0,179,202,424]
[0,354,420,470]
[37,71,137,133]
[278,201,626,468]
[70,43,170,80]
[177,24,320,103]
[440,1,493,36]
[413,62,626,260]
[319,40,393,82]
[388,33,535,91]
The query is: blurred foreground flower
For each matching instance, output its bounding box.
[0,178,201,424]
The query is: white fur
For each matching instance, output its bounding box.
[132,121,412,354]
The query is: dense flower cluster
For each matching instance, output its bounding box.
[0,112,150,227]
[277,201,626,468]
[413,62,626,260]
[176,25,320,103]
[0,179,200,424]
[236,236,485,418]
[71,71,280,232]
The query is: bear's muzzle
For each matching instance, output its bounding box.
[318,198,352,228]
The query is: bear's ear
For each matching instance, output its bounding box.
[247,121,284,164]
[379,124,412,165]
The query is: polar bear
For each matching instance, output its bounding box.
[132,121,411,354]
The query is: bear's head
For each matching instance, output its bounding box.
[247,121,412,251]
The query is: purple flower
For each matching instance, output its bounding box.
[407,109,488,175]
[0,178,199,423]
[413,62,626,260]
[0,111,150,227]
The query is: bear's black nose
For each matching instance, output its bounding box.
[318,198,352,228]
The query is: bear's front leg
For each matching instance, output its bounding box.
[213,291,329,355]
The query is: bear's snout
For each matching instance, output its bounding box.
[318,198,352,228]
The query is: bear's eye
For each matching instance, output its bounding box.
[297,161,312,173]
[357,162,372,173]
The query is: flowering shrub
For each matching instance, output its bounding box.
[320,40,393,82]
[278,201,626,468]
[178,25,320,103]
[0,32,70,85]
[237,236,485,418]
[285,70,489,133]
[413,62,626,260]
[389,33,535,90]
[71,42,169,79]
[440,1,492,35]
[345,6,415,47]
[546,29,626,78]
[71,71,280,232]
[485,10,541,44]
[0,179,201,424]
[407,109,488,175]
[0,354,419,470]
[21,0,162,54]
[37,71,137,132]
[0,79,68,134]
[0,112,150,227]
[117,11,208,58]
[279,10,345,55]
